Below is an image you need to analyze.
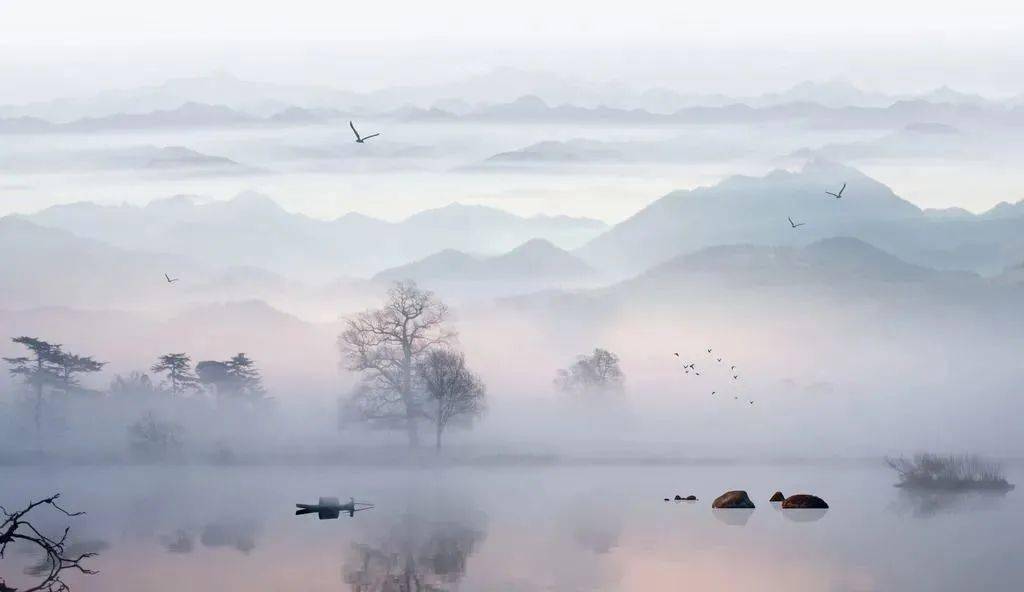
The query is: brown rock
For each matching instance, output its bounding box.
[712,490,755,509]
[769,491,785,502]
[781,494,828,509]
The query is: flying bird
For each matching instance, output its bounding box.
[825,183,846,199]
[674,353,679,357]
[164,273,179,284]
[788,216,806,228]
[349,121,381,143]
[733,375,739,380]
[707,349,712,353]
[717,358,722,362]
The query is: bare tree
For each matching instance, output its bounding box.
[416,348,486,451]
[0,494,96,592]
[339,280,455,447]
[150,353,199,396]
[554,348,624,398]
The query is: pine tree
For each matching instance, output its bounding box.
[150,353,200,396]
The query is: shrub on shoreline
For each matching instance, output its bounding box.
[885,453,1014,491]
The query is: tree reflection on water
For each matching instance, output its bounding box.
[342,512,486,592]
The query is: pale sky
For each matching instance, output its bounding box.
[1,0,1020,42]
[1,0,1024,102]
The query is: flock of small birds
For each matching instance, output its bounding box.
[674,349,752,405]
[161,121,383,286]
[673,181,851,407]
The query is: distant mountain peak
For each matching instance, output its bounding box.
[512,94,549,107]
[224,190,286,214]
[145,194,203,210]
[981,199,1024,220]
[376,236,593,284]
[503,237,562,255]
[577,161,923,274]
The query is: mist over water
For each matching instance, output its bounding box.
[3,5,1024,590]
[3,463,1023,592]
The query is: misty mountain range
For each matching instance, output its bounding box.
[0,102,345,135]
[372,239,598,299]
[0,145,257,175]
[8,95,1017,136]
[789,123,1024,162]
[375,238,593,282]
[479,136,751,167]
[16,195,607,280]
[511,236,1022,321]
[576,160,1024,276]
[3,159,1023,316]
[403,95,1024,131]
[2,71,1022,132]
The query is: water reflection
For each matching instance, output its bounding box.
[892,489,1012,519]
[161,529,195,554]
[781,509,828,523]
[563,498,623,554]
[200,519,260,554]
[342,511,487,591]
[5,464,1024,592]
[712,509,754,527]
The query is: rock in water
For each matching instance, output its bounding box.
[685,495,697,501]
[673,495,684,501]
[712,490,755,508]
[781,494,828,509]
[769,491,786,502]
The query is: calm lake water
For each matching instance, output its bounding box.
[2,462,1022,591]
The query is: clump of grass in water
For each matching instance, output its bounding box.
[886,453,1014,491]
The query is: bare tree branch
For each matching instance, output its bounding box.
[0,494,96,592]
[338,281,456,447]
